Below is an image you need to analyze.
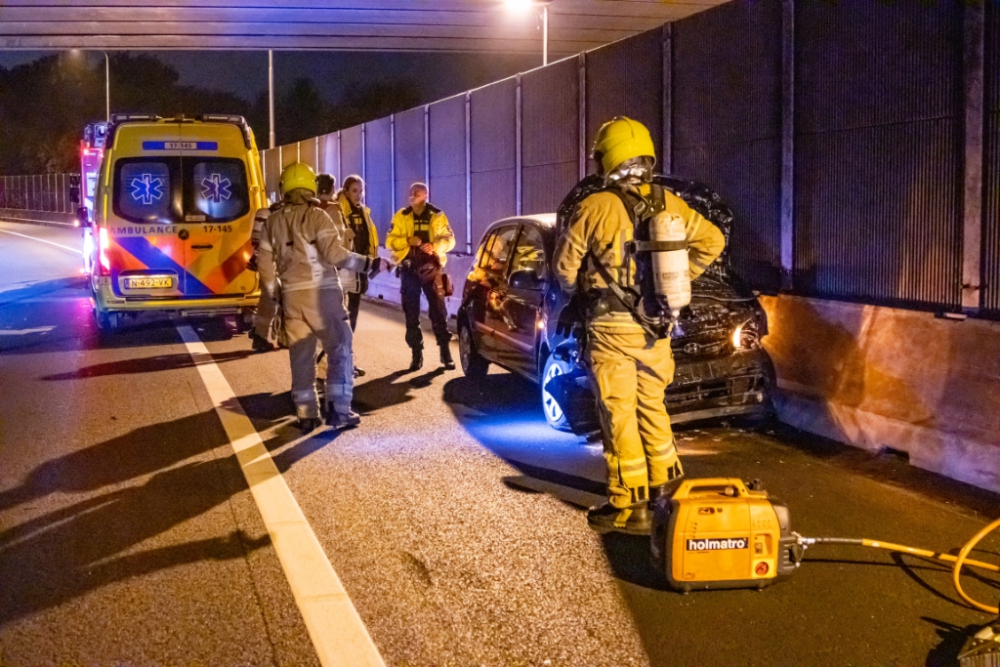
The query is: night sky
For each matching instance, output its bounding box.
[0,50,541,107]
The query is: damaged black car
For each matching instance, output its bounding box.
[456,174,775,434]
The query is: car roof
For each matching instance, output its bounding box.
[480,213,556,239]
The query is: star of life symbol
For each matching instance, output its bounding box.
[130,173,164,205]
[200,173,232,203]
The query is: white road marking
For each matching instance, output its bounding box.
[0,326,56,335]
[0,228,83,255]
[176,322,385,667]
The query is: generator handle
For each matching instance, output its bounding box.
[671,478,749,500]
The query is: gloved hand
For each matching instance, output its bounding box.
[367,256,391,278]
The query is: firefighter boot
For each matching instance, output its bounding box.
[587,502,652,536]
[409,347,423,372]
[327,406,361,429]
[440,343,455,370]
[249,329,274,353]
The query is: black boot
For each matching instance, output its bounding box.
[439,343,455,370]
[249,330,274,353]
[408,347,423,372]
[649,474,685,505]
[586,502,652,536]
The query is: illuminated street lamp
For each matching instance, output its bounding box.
[506,0,555,66]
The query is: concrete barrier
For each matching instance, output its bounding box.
[0,209,77,227]
[760,294,1000,493]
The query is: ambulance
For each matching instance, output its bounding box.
[87,114,266,331]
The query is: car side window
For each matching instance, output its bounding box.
[476,231,497,270]
[509,225,545,279]
[481,225,519,278]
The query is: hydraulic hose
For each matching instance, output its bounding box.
[799,518,1000,614]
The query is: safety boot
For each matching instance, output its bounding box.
[587,502,652,536]
[440,343,456,370]
[297,417,322,432]
[408,347,423,372]
[327,408,361,429]
[249,330,274,353]
[648,474,685,505]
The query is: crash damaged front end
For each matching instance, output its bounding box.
[666,288,775,425]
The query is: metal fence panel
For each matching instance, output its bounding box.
[983,0,1000,315]
[794,1,964,309]
[672,0,783,291]
[585,27,663,173]
[319,132,340,184]
[280,143,299,168]
[340,125,364,184]
[299,138,318,172]
[262,148,280,201]
[429,95,468,252]
[394,106,426,216]
[522,57,579,215]
[470,77,517,242]
[365,117,393,238]
[0,173,78,213]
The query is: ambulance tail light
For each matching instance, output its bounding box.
[98,227,111,275]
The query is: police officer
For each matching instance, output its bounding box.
[336,175,379,335]
[257,162,386,430]
[386,182,456,372]
[553,117,725,535]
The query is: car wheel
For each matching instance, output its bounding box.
[540,353,574,432]
[94,308,121,332]
[458,319,489,378]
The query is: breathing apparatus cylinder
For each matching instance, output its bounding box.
[649,210,690,319]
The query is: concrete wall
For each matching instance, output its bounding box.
[761,294,1000,493]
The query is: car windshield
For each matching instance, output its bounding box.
[114,156,249,224]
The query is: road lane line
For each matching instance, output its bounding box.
[0,228,83,255]
[175,322,385,667]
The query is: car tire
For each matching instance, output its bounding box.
[540,353,574,432]
[458,319,489,378]
[94,308,120,332]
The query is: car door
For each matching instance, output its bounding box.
[479,224,520,363]
[492,223,547,378]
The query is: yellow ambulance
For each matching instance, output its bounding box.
[87,114,266,331]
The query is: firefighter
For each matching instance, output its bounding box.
[553,117,725,535]
[386,182,456,372]
[257,162,387,431]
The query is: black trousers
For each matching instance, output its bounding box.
[346,290,362,332]
[400,271,450,349]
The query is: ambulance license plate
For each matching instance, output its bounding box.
[126,276,173,289]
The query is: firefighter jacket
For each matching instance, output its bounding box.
[553,184,725,331]
[257,190,371,295]
[386,204,456,267]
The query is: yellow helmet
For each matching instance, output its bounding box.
[279,162,317,196]
[592,117,656,174]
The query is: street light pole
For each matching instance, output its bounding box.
[268,50,276,149]
[542,3,548,66]
[104,52,110,122]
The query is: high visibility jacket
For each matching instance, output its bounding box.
[336,194,379,293]
[257,190,370,294]
[553,183,725,331]
[386,204,456,267]
[337,195,379,258]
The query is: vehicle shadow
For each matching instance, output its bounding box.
[0,404,333,627]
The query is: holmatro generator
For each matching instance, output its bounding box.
[650,478,803,592]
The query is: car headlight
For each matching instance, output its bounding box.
[732,324,743,350]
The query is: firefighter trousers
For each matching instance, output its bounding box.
[585,328,683,509]
[253,287,278,341]
[282,287,354,419]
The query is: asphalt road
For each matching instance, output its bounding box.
[1,219,999,667]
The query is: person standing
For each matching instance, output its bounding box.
[336,175,379,336]
[386,182,456,372]
[257,162,386,430]
[553,117,725,535]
